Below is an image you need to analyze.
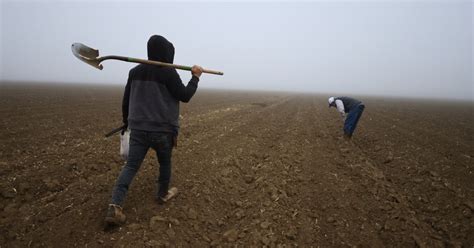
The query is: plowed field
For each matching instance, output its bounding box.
[0,84,472,247]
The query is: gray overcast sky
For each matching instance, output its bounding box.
[1,0,473,100]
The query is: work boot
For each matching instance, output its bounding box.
[343,133,352,140]
[105,204,126,225]
[157,187,178,205]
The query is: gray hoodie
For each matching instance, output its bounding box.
[122,35,199,133]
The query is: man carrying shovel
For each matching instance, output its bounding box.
[105,35,203,225]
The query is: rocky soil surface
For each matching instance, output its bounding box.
[0,84,472,247]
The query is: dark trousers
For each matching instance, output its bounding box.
[111,130,173,206]
[343,104,365,136]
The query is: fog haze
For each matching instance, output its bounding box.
[1,0,472,100]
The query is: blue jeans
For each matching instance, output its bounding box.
[343,104,365,136]
[111,130,173,206]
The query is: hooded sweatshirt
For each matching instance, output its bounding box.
[122,35,199,133]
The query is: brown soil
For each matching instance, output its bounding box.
[0,83,472,247]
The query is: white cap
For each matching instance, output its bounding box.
[328,97,335,106]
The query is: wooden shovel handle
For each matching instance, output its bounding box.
[100,56,224,75]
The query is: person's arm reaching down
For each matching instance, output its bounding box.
[335,99,345,118]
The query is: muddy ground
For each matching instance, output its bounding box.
[0,83,472,247]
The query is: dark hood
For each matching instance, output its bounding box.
[147,35,174,63]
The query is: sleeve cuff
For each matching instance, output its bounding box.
[191,75,200,84]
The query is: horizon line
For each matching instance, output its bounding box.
[1,79,473,103]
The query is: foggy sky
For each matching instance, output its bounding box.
[1,0,472,100]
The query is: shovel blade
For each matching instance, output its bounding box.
[71,43,103,70]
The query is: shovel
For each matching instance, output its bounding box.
[104,124,127,138]
[71,43,224,75]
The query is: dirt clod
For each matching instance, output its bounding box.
[223,228,239,242]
